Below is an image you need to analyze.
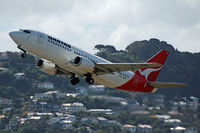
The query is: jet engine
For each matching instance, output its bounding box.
[36,59,58,75]
[73,56,95,73]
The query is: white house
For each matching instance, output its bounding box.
[13,73,25,79]
[187,96,199,111]
[34,91,65,99]
[170,126,186,133]
[60,120,72,129]
[88,85,105,93]
[61,103,86,112]
[88,109,113,114]
[123,124,137,133]
[155,115,171,121]
[47,117,63,125]
[164,119,181,126]
[137,124,153,133]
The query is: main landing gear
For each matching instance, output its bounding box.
[85,77,94,84]
[70,73,94,85]
[21,52,26,58]
[70,74,80,85]
[85,73,94,84]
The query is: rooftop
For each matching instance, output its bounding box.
[138,124,152,128]
[170,126,186,131]
[123,124,136,128]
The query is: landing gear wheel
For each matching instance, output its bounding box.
[74,77,80,84]
[71,79,77,85]
[21,53,26,58]
[86,77,94,84]
[71,77,80,85]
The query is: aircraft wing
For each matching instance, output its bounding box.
[56,65,73,76]
[95,63,162,75]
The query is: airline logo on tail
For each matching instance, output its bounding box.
[139,67,162,81]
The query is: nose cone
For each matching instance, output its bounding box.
[9,31,24,45]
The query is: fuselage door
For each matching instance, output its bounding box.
[37,33,44,44]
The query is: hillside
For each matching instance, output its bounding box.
[95,38,200,98]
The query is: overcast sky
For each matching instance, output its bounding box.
[1,0,200,53]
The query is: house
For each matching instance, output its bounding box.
[63,114,76,122]
[47,114,75,126]
[61,103,86,112]
[171,101,187,111]
[88,109,113,114]
[187,96,199,110]
[37,81,54,89]
[88,85,105,93]
[123,124,137,133]
[0,115,5,123]
[43,91,65,99]
[34,90,65,99]
[0,67,9,73]
[168,111,183,116]
[97,117,107,124]
[81,117,98,124]
[27,112,53,118]
[29,116,41,121]
[66,93,80,97]
[137,124,153,133]
[154,94,165,104]
[2,108,12,114]
[155,115,171,121]
[13,73,25,79]
[59,120,72,129]
[170,126,186,133]
[47,117,64,125]
[164,119,181,126]
[107,120,121,126]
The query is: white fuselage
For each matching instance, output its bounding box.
[10,30,134,88]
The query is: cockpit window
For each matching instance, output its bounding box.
[20,29,31,34]
[23,30,31,34]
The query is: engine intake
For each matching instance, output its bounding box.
[36,59,58,75]
[73,56,95,73]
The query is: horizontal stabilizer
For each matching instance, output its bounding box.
[148,81,188,88]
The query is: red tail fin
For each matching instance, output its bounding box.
[143,50,169,81]
[116,50,169,92]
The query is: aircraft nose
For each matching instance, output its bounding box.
[9,31,19,40]
[9,31,24,45]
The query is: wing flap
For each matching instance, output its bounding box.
[148,81,188,88]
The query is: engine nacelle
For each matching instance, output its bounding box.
[73,56,95,73]
[36,59,58,75]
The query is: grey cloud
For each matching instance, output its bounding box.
[1,0,200,53]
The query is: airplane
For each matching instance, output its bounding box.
[9,29,187,93]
